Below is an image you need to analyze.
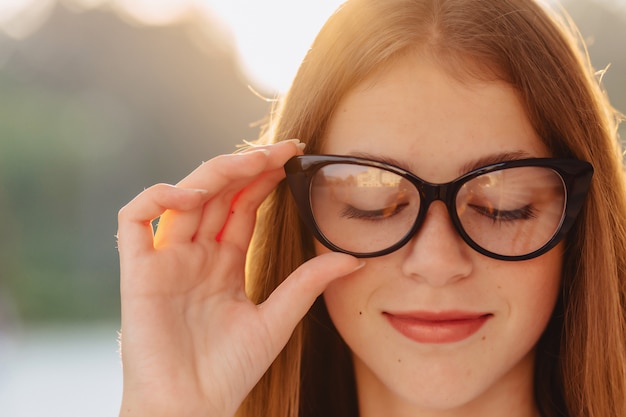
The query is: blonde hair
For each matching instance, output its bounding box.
[239,1,626,416]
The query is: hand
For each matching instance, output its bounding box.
[116,140,362,417]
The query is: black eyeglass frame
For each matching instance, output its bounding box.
[284,155,594,261]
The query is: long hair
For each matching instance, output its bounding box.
[238,1,626,416]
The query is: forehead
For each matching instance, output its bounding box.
[322,54,549,182]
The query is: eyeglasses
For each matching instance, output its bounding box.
[284,155,593,261]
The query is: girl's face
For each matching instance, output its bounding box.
[318,54,562,416]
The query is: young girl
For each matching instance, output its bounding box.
[116,0,626,416]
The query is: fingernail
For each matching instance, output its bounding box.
[282,139,307,151]
[283,138,301,145]
[186,188,210,194]
[352,261,366,272]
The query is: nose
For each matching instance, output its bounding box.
[401,201,473,286]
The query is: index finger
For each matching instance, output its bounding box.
[117,184,210,259]
[176,139,303,191]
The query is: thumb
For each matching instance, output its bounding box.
[257,252,364,343]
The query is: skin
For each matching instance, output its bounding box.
[319,54,563,417]
[117,141,363,417]
[117,52,563,417]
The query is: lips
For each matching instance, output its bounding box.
[384,311,492,344]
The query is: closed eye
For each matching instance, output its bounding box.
[468,203,537,223]
[341,202,409,221]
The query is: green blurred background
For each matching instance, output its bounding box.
[0,0,624,327]
[0,0,273,326]
[0,0,623,415]
[0,0,626,323]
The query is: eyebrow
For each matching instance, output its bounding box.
[460,151,535,174]
[347,150,536,177]
[348,151,413,172]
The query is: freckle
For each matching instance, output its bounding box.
[482,336,486,341]
[398,359,402,363]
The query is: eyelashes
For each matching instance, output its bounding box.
[467,203,538,223]
[340,202,410,221]
[341,200,538,227]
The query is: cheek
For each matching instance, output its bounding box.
[322,274,369,356]
[323,260,371,323]
[319,240,382,346]
[498,244,563,341]
[529,246,562,304]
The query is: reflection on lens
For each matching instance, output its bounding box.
[310,164,420,254]
[306,162,568,258]
[456,166,566,256]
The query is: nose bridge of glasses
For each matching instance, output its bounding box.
[419,180,455,209]
[406,180,465,254]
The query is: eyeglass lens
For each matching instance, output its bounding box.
[309,164,566,257]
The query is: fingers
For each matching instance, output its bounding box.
[258,253,365,346]
[117,184,211,258]
[181,140,304,243]
[119,139,303,255]
[197,166,287,250]
[153,149,272,242]
[176,139,302,191]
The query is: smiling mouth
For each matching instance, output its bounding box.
[383,311,493,344]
